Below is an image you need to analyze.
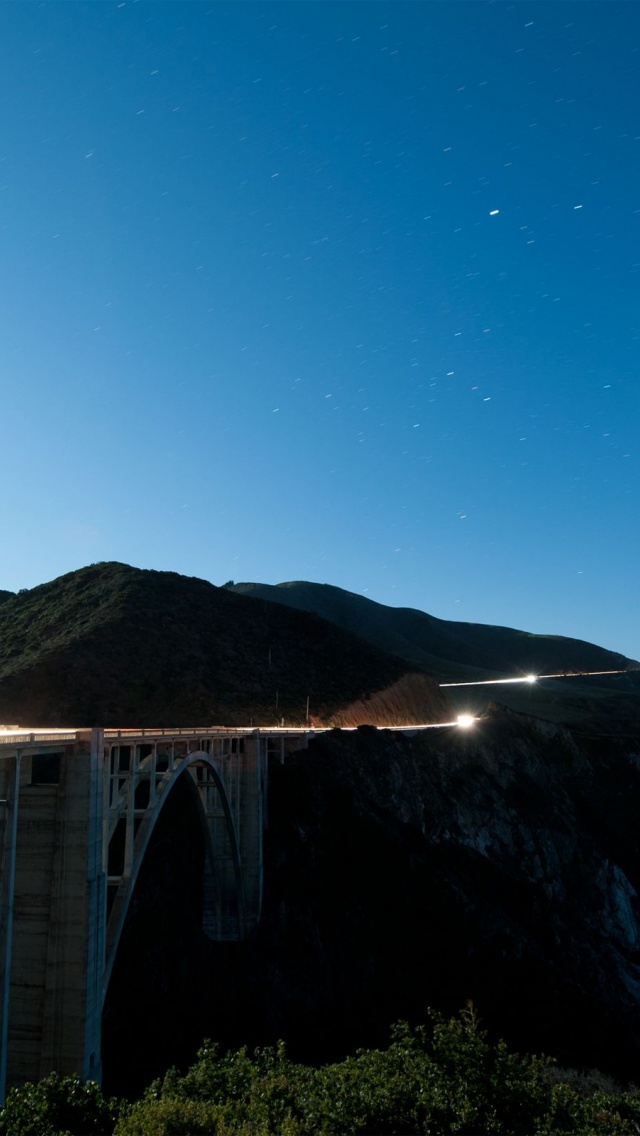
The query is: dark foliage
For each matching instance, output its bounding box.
[0,563,447,727]
[0,1073,118,1136]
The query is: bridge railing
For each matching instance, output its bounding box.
[102,727,318,739]
[0,731,79,747]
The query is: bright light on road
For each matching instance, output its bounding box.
[441,668,633,688]
[456,714,476,729]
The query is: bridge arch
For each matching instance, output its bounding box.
[0,727,272,1094]
[103,752,243,1003]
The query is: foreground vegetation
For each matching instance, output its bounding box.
[2,1008,640,1135]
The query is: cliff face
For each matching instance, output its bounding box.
[104,705,640,1095]
[252,710,640,1074]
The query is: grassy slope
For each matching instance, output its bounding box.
[0,563,448,728]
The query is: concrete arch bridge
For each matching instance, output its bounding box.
[0,725,305,1096]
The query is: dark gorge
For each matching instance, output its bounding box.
[103,710,640,1096]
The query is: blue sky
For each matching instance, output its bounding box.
[1,1,638,657]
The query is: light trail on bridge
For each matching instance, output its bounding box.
[2,667,637,742]
[0,719,481,745]
[3,669,634,739]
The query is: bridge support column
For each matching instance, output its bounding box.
[200,735,265,939]
[236,735,264,934]
[0,730,105,1091]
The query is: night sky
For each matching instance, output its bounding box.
[1,1,638,658]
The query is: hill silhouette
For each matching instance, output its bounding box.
[230,581,639,730]
[0,563,447,728]
[1,565,636,731]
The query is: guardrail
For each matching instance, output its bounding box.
[102,726,316,739]
[0,731,79,746]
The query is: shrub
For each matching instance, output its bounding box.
[0,1073,118,1136]
[8,1011,640,1136]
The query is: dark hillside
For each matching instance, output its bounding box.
[0,590,13,606]
[0,563,448,727]
[231,581,634,678]
[231,581,639,730]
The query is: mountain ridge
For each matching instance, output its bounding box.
[229,580,639,731]
[0,562,448,728]
[0,563,637,731]
[230,579,635,675]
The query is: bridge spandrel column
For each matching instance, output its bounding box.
[202,788,244,941]
[198,736,264,941]
[236,736,264,935]
[6,730,105,1088]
